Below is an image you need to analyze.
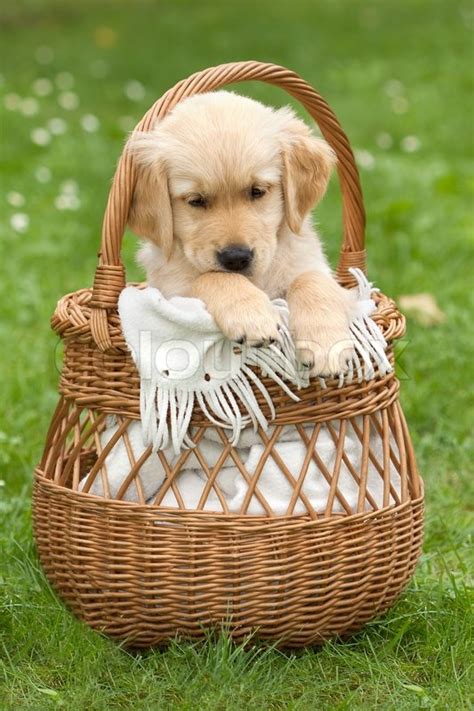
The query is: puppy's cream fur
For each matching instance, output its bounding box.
[127,91,356,375]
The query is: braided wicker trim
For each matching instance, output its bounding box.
[52,285,405,423]
[53,287,405,345]
[89,264,126,309]
[337,250,367,285]
[34,468,423,526]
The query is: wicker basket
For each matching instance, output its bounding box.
[33,61,423,648]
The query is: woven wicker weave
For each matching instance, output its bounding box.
[33,61,423,648]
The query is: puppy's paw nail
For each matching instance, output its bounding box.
[302,361,314,369]
[269,337,276,345]
[236,336,245,345]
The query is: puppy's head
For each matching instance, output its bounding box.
[127,91,335,277]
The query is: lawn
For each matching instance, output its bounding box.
[0,0,473,708]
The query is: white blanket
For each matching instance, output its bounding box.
[80,418,401,514]
[118,286,304,453]
[117,268,391,455]
[79,268,396,514]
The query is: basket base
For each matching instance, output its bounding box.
[32,472,423,648]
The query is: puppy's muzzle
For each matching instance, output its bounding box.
[217,245,254,272]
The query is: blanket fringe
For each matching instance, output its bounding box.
[140,268,392,454]
[143,317,303,454]
[344,268,392,386]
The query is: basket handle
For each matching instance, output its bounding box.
[90,61,366,351]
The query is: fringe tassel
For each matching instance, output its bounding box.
[342,268,393,388]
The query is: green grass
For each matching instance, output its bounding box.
[1,0,473,708]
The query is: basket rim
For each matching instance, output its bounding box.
[34,466,424,530]
[52,281,406,343]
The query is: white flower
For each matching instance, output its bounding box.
[7,192,25,207]
[60,179,79,194]
[55,71,74,90]
[118,115,136,132]
[55,179,81,209]
[124,80,145,102]
[89,59,109,78]
[48,117,67,135]
[391,96,409,114]
[384,79,404,97]
[20,97,39,116]
[4,93,20,111]
[35,46,54,65]
[354,149,375,170]
[376,132,393,150]
[58,91,79,110]
[54,194,81,210]
[35,166,52,183]
[33,78,53,96]
[30,128,51,146]
[10,213,30,232]
[80,114,100,132]
[401,136,421,153]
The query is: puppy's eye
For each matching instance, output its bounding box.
[187,196,207,208]
[250,186,266,200]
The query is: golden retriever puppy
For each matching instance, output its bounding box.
[127,91,357,376]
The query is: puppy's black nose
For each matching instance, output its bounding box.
[217,245,254,272]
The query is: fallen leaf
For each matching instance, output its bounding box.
[398,293,446,326]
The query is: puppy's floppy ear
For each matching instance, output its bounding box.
[126,131,173,259]
[280,116,337,234]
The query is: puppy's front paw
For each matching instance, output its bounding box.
[296,330,355,378]
[287,271,358,379]
[292,311,355,377]
[217,293,281,347]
